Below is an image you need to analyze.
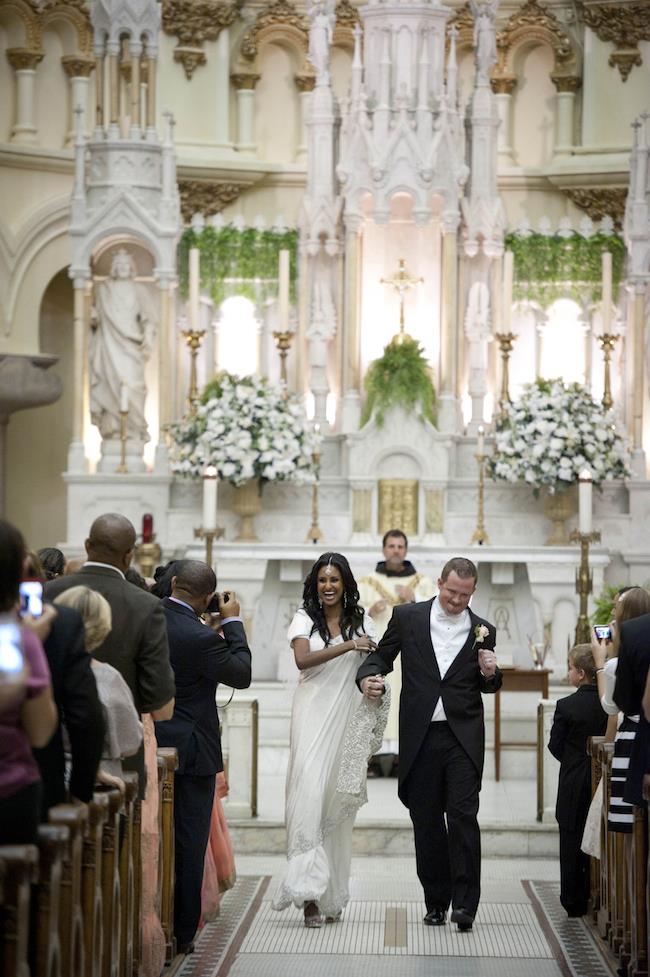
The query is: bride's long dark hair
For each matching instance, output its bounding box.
[302,552,365,646]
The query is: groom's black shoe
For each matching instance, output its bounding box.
[423,908,446,926]
[451,908,474,932]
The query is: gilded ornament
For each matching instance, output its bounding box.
[6,47,44,71]
[178,180,246,222]
[582,2,650,80]
[241,0,308,61]
[564,188,628,230]
[334,0,360,30]
[495,0,578,79]
[378,479,419,537]
[61,54,95,77]
[162,0,242,79]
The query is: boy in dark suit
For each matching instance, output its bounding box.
[548,643,607,917]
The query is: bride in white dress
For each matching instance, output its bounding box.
[272,552,388,927]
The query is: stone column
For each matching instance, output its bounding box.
[130,44,141,132]
[438,217,460,433]
[551,76,580,156]
[7,48,43,144]
[231,72,260,156]
[214,29,232,150]
[155,278,174,472]
[491,77,516,165]
[68,275,90,473]
[94,49,105,130]
[295,73,316,163]
[61,57,94,145]
[107,41,120,133]
[341,222,362,433]
[145,57,156,134]
[632,282,646,467]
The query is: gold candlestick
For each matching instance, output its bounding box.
[116,409,128,473]
[495,332,517,408]
[570,529,601,644]
[194,526,224,569]
[306,449,323,544]
[273,329,294,393]
[135,538,162,579]
[470,453,490,546]
[182,328,206,413]
[597,333,620,410]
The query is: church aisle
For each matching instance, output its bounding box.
[177,856,614,977]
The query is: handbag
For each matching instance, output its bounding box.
[581,778,603,859]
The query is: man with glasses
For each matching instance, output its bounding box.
[357,557,501,933]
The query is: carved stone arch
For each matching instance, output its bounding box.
[238,0,309,74]
[494,0,580,91]
[0,0,43,53]
[446,1,474,57]
[41,4,93,57]
[332,0,360,51]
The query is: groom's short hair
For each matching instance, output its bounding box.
[441,557,478,583]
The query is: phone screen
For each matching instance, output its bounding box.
[0,620,24,675]
[19,580,43,618]
[594,624,612,641]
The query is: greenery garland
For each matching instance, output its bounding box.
[361,336,437,428]
[505,231,626,306]
[178,225,299,308]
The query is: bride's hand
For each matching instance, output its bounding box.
[353,635,376,653]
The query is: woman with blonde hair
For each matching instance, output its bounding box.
[53,585,142,788]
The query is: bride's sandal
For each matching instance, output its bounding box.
[304,901,324,928]
[325,911,342,923]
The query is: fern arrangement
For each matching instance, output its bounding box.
[361,336,437,428]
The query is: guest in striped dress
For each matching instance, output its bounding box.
[591,586,650,835]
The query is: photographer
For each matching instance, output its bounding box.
[154,560,251,954]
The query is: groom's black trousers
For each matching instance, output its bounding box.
[405,721,481,916]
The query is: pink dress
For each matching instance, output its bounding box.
[140,716,166,976]
[200,772,236,926]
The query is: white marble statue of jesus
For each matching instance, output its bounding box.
[308,0,336,87]
[90,248,156,441]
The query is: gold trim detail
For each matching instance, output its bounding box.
[61,54,95,77]
[6,46,43,71]
[494,0,579,92]
[360,573,425,607]
[582,2,650,81]
[563,187,628,230]
[178,180,247,222]
[240,0,308,62]
[378,479,419,537]
[161,0,243,80]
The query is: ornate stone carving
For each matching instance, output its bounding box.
[494,0,579,86]
[447,1,475,51]
[6,47,43,71]
[26,0,93,55]
[161,0,242,79]
[550,74,581,93]
[178,179,246,222]
[351,487,372,534]
[564,187,628,230]
[490,75,516,94]
[334,0,359,31]
[582,2,650,80]
[294,69,316,92]
[230,71,260,90]
[61,54,95,77]
[240,0,308,62]
[424,488,445,535]
[378,479,419,537]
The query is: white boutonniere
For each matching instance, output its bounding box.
[473,624,489,649]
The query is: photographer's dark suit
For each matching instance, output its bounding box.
[614,612,650,806]
[356,598,500,918]
[155,597,252,949]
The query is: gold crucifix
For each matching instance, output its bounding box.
[380,258,423,344]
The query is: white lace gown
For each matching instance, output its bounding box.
[272,608,382,918]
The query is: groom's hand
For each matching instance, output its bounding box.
[478,648,497,677]
[360,675,385,699]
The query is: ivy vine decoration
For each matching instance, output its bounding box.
[178,225,298,308]
[361,336,437,428]
[505,231,626,307]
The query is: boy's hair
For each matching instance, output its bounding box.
[569,643,597,681]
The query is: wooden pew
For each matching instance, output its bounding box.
[118,773,138,977]
[597,741,614,938]
[49,803,88,977]
[83,793,109,977]
[630,804,648,977]
[100,788,124,977]
[32,823,69,977]
[588,735,605,920]
[157,748,178,964]
[130,787,142,977]
[0,844,39,977]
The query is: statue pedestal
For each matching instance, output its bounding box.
[97,438,146,474]
[62,471,172,548]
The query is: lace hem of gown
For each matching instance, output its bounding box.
[272,688,390,915]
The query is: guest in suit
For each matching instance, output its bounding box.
[357,556,500,932]
[154,560,252,954]
[613,610,650,808]
[548,643,607,916]
[45,512,175,796]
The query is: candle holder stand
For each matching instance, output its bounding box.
[495,332,517,410]
[194,526,224,568]
[135,538,162,579]
[597,333,620,410]
[116,409,129,473]
[570,529,601,644]
[273,329,294,394]
[182,328,206,413]
[306,450,323,544]
[470,453,490,546]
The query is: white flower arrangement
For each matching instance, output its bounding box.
[168,373,321,487]
[487,378,631,495]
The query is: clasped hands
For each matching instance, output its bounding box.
[478,648,498,677]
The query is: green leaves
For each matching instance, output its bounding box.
[506,231,625,306]
[361,336,437,428]
[177,226,299,307]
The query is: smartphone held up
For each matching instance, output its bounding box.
[594,624,612,642]
[19,579,43,619]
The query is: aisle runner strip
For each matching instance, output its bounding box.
[524,881,613,977]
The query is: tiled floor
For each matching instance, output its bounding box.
[178,856,614,977]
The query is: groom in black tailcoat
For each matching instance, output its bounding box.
[357,556,500,931]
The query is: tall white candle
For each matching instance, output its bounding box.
[189,247,200,331]
[502,250,514,330]
[120,383,129,413]
[202,465,218,532]
[601,251,612,333]
[477,424,485,456]
[278,249,290,331]
[578,467,593,535]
